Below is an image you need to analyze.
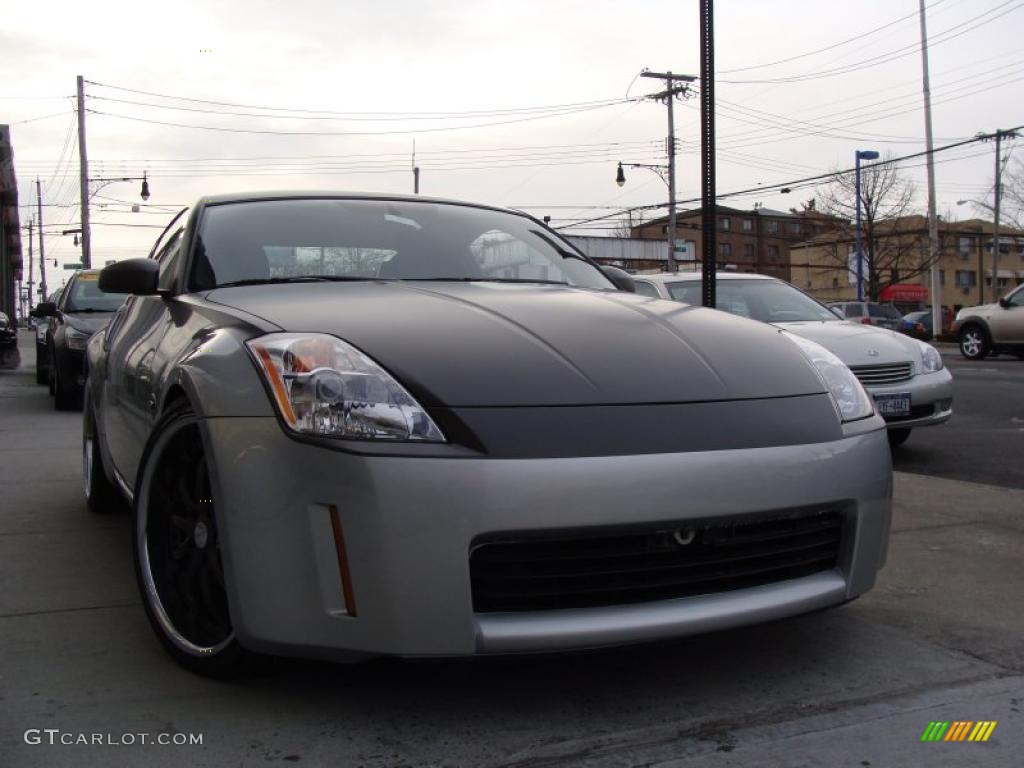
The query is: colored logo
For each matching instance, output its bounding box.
[921,721,997,742]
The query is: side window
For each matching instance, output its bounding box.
[632,281,660,298]
[843,304,861,318]
[156,228,184,292]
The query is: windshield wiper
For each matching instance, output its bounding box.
[217,276,372,287]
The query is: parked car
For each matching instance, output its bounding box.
[34,288,64,384]
[86,193,892,676]
[900,310,933,341]
[0,311,18,370]
[633,273,953,447]
[827,301,904,330]
[953,283,1024,359]
[35,270,128,409]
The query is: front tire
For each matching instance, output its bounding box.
[133,401,247,677]
[958,325,989,360]
[83,390,126,514]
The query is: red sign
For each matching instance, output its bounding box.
[879,283,929,302]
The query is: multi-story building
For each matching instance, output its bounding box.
[629,204,843,279]
[792,215,1024,313]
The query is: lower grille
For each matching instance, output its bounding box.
[850,361,913,385]
[470,506,844,613]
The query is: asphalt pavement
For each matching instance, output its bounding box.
[891,343,1024,489]
[1,329,1022,768]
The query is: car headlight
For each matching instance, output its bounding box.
[918,341,943,373]
[65,328,90,350]
[246,333,445,442]
[785,333,874,423]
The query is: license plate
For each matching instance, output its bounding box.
[874,392,911,418]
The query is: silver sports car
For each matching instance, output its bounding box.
[86,193,892,676]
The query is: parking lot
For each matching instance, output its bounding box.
[1,329,1022,767]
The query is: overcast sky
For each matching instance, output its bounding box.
[4,0,1022,282]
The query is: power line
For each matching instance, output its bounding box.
[721,0,1023,84]
[718,0,947,74]
[85,100,630,136]
[555,127,1023,231]
[85,79,632,118]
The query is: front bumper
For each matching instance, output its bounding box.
[202,418,893,659]
[865,368,953,429]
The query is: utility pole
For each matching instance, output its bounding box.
[77,74,91,269]
[918,0,942,338]
[699,0,717,308]
[992,130,1004,301]
[412,140,420,194]
[641,70,695,273]
[25,219,34,308]
[36,179,48,300]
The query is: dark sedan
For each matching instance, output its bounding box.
[0,311,18,370]
[36,270,127,409]
[900,311,934,341]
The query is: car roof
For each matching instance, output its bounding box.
[632,272,778,283]
[193,190,525,218]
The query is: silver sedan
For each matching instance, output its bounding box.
[632,272,953,446]
[84,194,892,676]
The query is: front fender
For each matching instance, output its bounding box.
[159,326,275,419]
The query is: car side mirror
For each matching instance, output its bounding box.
[32,302,57,318]
[601,265,636,293]
[100,258,159,295]
[998,297,1010,309]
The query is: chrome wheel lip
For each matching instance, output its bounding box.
[137,417,235,657]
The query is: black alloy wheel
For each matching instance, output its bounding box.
[134,402,246,676]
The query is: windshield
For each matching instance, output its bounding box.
[63,273,129,313]
[192,199,615,291]
[666,278,840,323]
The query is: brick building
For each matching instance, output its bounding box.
[629,204,844,280]
[792,215,1024,313]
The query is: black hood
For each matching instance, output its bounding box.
[64,312,115,335]
[206,281,826,408]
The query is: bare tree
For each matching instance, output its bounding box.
[999,155,1024,230]
[814,155,925,300]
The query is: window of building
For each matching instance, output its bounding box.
[939,270,945,287]
[766,221,779,234]
[743,243,755,260]
[718,216,731,231]
[788,221,802,235]
[955,270,977,288]
[958,236,975,255]
[768,245,780,261]
[719,243,732,258]
[742,218,753,232]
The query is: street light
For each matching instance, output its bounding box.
[615,161,676,269]
[854,150,879,301]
